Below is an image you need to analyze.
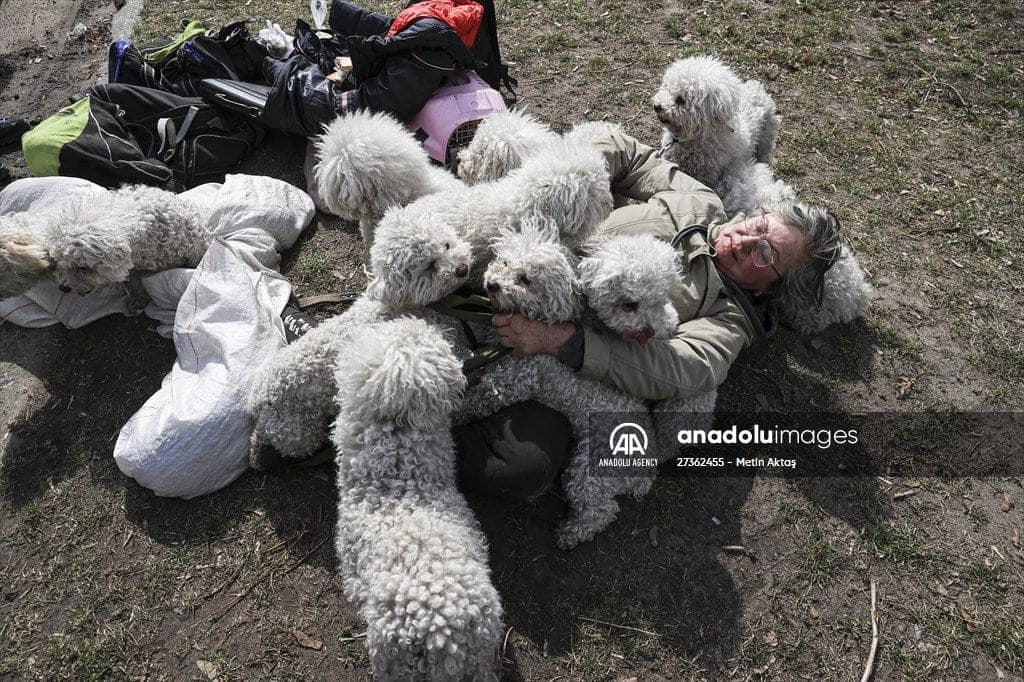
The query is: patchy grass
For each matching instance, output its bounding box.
[2,0,1022,679]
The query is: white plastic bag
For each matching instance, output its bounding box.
[113,238,292,498]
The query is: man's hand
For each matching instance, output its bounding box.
[492,314,577,357]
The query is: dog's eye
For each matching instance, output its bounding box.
[674,95,685,106]
[622,300,639,312]
[444,242,450,250]
[516,273,531,286]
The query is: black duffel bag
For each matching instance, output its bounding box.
[23,83,264,189]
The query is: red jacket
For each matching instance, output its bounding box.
[385,0,483,48]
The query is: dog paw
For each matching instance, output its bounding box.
[555,521,590,550]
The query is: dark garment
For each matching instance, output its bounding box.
[454,400,573,501]
[330,1,482,121]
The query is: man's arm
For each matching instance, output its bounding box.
[592,130,724,227]
[577,294,752,401]
[493,293,752,402]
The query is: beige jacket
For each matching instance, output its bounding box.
[578,131,755,401]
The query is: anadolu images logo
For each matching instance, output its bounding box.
[609,422,649,457]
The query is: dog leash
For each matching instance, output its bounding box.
[427,292,511,374]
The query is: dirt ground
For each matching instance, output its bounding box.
[2,0,1023,680]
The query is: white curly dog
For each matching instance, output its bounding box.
[311,110,462,243]
[0,184,208,298]
[455,111,625,187]
[247,201,473,465]
[652,55,794,215]
[333,317,504,681]
[578,234,718,453]
[455,109,559,185]
[313,110,613,271]
[458,222,656,549]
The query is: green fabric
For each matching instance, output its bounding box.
[140,20,208,65]
[21,96,92,177]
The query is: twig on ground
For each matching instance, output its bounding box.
[839,47,885,61]
[861,578,879,682]
[908,60,974,118]
[280,535,330,578]
[893,489,917,500]
[338,632,367,642]
[501,626,514,663]
[579,616,658,637]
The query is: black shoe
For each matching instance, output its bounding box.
[0,165,10,187]
[281,305,319,342]
[0,117,30,148]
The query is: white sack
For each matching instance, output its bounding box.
[0,174,314,331]
[113,238,292,498]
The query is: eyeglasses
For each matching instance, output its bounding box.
[751,214,783,281]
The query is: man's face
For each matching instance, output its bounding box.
[713,214,806,293]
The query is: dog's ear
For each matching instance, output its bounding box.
[576,255,600,291]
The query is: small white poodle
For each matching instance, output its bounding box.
[578,234,718,456]
[652,55,790,214]
[411,138,613,278]
[456,109,559,185]
[312,110,462,243]
[247,201,473,465]
[333,317,504,681]
[0,184,208,298]
[459,222,655,549]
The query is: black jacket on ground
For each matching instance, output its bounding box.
[329,0,485,121]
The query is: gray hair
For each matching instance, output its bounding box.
[771,201,842,306]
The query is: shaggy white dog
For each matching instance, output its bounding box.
[717,161,797,217]
[459,222,655,549]
[333,317,504,681]
[652,55,790,215]
[312,110,462,242]
[247,201,473,465]
[456,109,559,185]
[0,184,208,298]
[313,112,611,263]
[562,120,626,146]
[411,138,613,278]
[774,246,874,333]
[578,234,718,456]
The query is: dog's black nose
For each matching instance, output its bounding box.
[58,285,72,293]
[454,263,468,279]
[485,281,500,293]
[653,103,663,112]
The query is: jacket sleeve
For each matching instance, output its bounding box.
[343,47,455,121]
[578,293,753,401]
[591,130,725,228]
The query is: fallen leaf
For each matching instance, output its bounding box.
[897,376,916,399]
[196,660,219,680]
[292,630,324,651]
[648,526,658,547]
[1001,493,1015,513]
[764,630,778,647]
[959,608,981,632]
[1012,527,1021,549]
[809,606,820,618]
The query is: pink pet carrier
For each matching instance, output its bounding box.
[406,70,506,168]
